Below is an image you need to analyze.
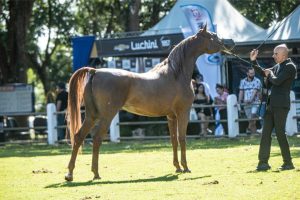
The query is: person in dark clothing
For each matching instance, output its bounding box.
[250,44,296,171]
[194,83,213,136]
[56,82,68,140]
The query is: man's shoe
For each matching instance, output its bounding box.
[278,163,295,171]
[256,163,271,171]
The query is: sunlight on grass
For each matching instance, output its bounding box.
[0,137,299,200]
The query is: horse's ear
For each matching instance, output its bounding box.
[202,23,207,32]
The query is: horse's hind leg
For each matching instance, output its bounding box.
[167,114,182,173]
[91,117,114,180]
[65,118,94,181]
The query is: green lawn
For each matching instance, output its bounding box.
[0,136,299,200]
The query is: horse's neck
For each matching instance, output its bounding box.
[181,57,197,83]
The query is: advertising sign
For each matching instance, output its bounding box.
[96,33,184,57]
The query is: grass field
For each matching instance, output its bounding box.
[0,136,300,200]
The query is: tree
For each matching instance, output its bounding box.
[0,0,34,84]
[140,0,175,30]
[229,0,299,28]
[28,0,74,94]
[74,0,175,37]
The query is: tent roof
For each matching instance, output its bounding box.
[239,5,300,45]
[146,0,265,42]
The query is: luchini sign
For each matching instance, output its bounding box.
[95,33,184,57]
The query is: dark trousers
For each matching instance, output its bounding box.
[57,114,66,140]
[258,106,292,164]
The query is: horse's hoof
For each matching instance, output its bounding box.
[175,169,183,173]
[93,175,101,180]
[65,173,73,182]
[183,169,191,173]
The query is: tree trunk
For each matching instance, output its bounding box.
[7,0,34,83]
[128,0,141,32]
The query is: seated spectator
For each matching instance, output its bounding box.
[194,83,213,136]
[214,84,228,135]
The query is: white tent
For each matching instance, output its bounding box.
[147,0,265,42]
[244,5,300,45]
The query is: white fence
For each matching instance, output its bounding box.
[1,91,299,144]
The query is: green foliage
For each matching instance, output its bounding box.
[228,0,300,28]
[27,0,75,95]
[140,0,175,30]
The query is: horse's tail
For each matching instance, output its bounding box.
[67,67,96,147]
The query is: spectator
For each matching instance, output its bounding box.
[56,82,68,140]
[195,73,211,98]
[194,83,213,136]
[214,84,228,135]
[238,67,262,134]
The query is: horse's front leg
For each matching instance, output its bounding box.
[167,115,182,173]
[65,119,93,181]
[177,112,191,173]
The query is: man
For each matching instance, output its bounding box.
[56,82,68,140]
[250,44,296,171]
[238,68,262,134]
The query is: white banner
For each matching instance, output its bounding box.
[181,4,221,97]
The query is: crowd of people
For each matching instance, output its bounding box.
[192,74,230,136]
[192,66,264,137]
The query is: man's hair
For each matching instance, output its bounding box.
[276,43,288,49]
[57,82,66,90]
[247,67,254,72]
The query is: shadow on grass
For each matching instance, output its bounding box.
[0,136,299,158]
[270,148,300,159]
[45,174,211,188]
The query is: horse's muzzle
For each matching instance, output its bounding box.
[222,39,235,50]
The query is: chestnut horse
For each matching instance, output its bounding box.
[65,26,225,181]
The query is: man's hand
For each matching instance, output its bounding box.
[250,49,258,61]
[264,69,273,77]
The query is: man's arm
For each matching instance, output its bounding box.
[250,49,267,77]
[250,89,259,103]
[238,90,244,103]
[56,100,62,112]
[266,64,296,86]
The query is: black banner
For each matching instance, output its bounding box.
[96,33,184,57]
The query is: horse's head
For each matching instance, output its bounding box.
[193,25,234,55]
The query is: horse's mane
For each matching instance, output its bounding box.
[149,36,192,78]
[167,36,191,79]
